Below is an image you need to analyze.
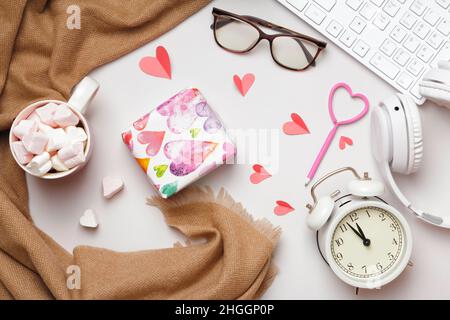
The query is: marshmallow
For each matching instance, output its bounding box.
[51,154,69,172]
[102,176,124,199]
[46,128,68,152]
[63,152,85,169]
[22,131,48,154]
[38,122,53,133]
[27,111,42,124]
[58,141,84,161]
[27,152,52,176]
[80,209,98,228]
[58,141,85,169]
[36,103,58,127]
[65,126,87,143]
[12,119,38,139]
[53,105,79,128]
[11,141,33,164]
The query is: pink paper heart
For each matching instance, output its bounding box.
[137,131,165,156]
[250,164,272,184]
[139,46,171,79]
[282,113,310,135]
[339,136,353,150]
[274,201,295,216]
[233,73,255,96]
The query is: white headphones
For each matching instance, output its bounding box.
[371,60,450,228]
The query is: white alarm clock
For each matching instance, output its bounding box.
[306,167,412,289]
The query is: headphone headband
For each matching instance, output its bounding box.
[380,160,450,228]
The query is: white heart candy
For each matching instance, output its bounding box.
[102,176,124,199]
[79,209,98,229]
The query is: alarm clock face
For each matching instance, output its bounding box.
[329,204,410,287]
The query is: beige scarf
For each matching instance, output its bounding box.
[0,0,280,299]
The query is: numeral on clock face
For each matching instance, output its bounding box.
[330,207,404,279]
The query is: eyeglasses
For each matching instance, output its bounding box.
[211,7,327,71]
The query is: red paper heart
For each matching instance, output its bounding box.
[233,73,255,96]
[250,164,272,184]
[283,113,310,135]
[139,46,171,79]
[339,136,353,150]
[274,201,295,216]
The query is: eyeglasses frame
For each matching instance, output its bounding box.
[211,7,327,71]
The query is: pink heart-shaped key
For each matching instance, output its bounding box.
[139,46,172,79]
[305,83,369,185]
[233,73,255,96]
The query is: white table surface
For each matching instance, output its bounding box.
[28,0,450,299]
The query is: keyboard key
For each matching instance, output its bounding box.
[436,0,450,9]
[432,42,450,65]
[313,0,336,11]
[407,59,424,76]
[393,48,410,66]
[404,34,421,53]
[326,20,343,37]
[360,3,377,20]
[370,0,385,7]
[350,16,367,34]
[373,12,390,30]
[346,0,363,10]
[305,5,326,24]
[427,31,445,49]
[410,0,427,16]
[437,18,450,36]
[340,30,357,47]
[400,11,417,29]
[416,44,434,63]
[397,72,414,89]
[370,52,400,79]
[423,9,440,26]
[413,21,431,39]
[410,83,423,99]
[383,0,401,17]
[390,25,407,43]
[353,40,371,57]
[380,38,397,56]
[287,0,309,11]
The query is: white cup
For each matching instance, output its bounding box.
[9,77,99,179]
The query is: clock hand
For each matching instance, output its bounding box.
[346,222,364,241]
[356,222,371,247]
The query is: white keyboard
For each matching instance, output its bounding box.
[277,0,450,104]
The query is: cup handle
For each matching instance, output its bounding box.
[68,76,99,114]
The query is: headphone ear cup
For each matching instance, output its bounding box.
[399,95,423,174]
[420,66,450,109]
[379,94,409,174]
[371,104,392,164]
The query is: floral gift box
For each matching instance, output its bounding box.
[122,88,236,198]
